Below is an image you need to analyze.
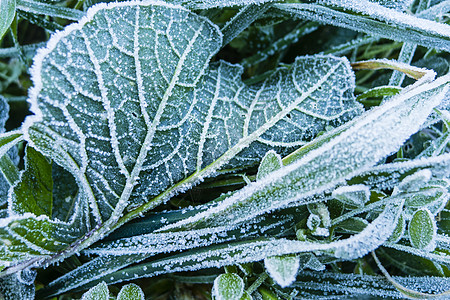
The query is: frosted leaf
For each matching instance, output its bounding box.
[37,254,149,298]
[385,242,450,266]
[419,1,450,21]
[0,131,23,161]
[40,212,293,297]
[291,270,450,299]
[307,202,330,228]
[299,253,325,272]
[368,0,412,10]
[164,0,275,9]
[0,96,10,206]
[350,153,450,191]
[212,273,244,300]
[22,1,362,263]
[81,281,109,300]
[408,208,437,251]
[264,255,300,288]
[403,179,449,218]
[388,213,405,243]
[332,184,370,207]
[0,0,15,40]
[10,147,53,217]
[0,193,89,269]
[117,283,144,300]
[0,143,88,269]
[335,217,369,234]
[84,211,292,256]
[397,169,432,192]
[256,150,282,181]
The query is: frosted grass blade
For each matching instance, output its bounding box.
[16,0,84,21]
[66,201,402,291]
[274,2,450,52]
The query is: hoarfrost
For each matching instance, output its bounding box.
[161,72,449,231]
[0,269,36,300]
[332,184,370,207]
[76,201,402,287]
[274,1,450,51]
[22,0,362,239]
[264,255,300,287]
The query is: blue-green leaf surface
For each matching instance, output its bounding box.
[21,0,361,266]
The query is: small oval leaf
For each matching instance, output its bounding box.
[264,255,300,288]
[81,281,109,300]
[408,208,436,251]
[256,150,282,180]
[212,273,244,300]
[117,283,144,300]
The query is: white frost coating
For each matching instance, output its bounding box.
[0,193,90,269]
[264,255,300,288]
[161,73,450,231]
[408,208,437,252]
[318,0,450,37]
[169,0,276,9]
[274,2,450,51]
[397,169,432,192]
[21,0,360,238]
[332,184,370,207]
[83,214,291,256]
[354,153,450,190]
[0,131,24,160]
[212,273,244,300]
[419,0,450,20]
[98,201,402,286]
[16,0,363,271]
[24,0,182,129]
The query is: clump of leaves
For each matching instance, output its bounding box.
[0,0,450,299]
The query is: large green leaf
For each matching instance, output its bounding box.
[21,1,361,267]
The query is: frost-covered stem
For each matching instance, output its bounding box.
[247,272,269,294]
[241,21,319,68]
[221,4,271,46]
[388,0,430,87]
